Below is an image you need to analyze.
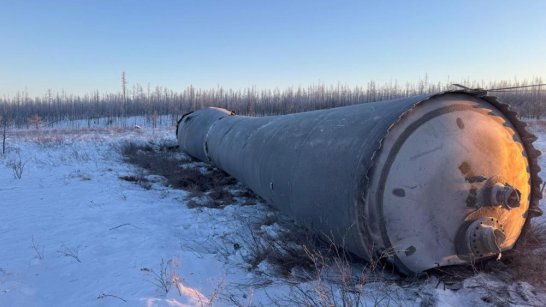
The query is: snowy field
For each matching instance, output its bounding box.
[0,121,545,307]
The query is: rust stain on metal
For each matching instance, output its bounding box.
[456,117,465,129]
[466,188,478,208]
[405,246,416,256]
[466,176,487,183]
[459,161,472,177]
[392,188,405,197]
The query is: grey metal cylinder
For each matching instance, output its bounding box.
[176,90,542,275]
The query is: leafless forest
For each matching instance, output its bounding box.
[1,77,544,128]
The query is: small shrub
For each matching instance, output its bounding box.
[57,244,81,263]
[70,147,90,161]
[141,258,174,294]
[7,159,26,179]
[32,236,44,260]
[96,293,127,303]
[240,215,341,280]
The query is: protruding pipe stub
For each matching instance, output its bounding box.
[490,183,521,209]
[456,217,506,260]
[478,179,521,210]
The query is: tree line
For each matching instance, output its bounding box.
[0,77,544,128]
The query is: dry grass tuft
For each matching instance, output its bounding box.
[140,258,174,294]
[6,158,26,179]
[235,215,409,306]
[242,223,320,278]
[119,174,152,190]
[499,221,546,289]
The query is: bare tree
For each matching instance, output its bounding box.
[151,110,159,129]
[121,71,128,102]
[29,114,42,130]
[1,113,6,155]
[122,71,128,126]
[0,77,544,128]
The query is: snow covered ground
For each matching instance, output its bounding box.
[0,123,545,306]
[42,114,178,130]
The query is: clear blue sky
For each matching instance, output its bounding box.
[1,0,545,97]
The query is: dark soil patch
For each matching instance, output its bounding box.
[120,140,253,208]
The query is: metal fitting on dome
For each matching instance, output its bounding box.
[490,183,520,209]
[478,178,521,210]
[455,217,506,260]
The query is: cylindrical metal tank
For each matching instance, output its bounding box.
[176,90,542,275]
